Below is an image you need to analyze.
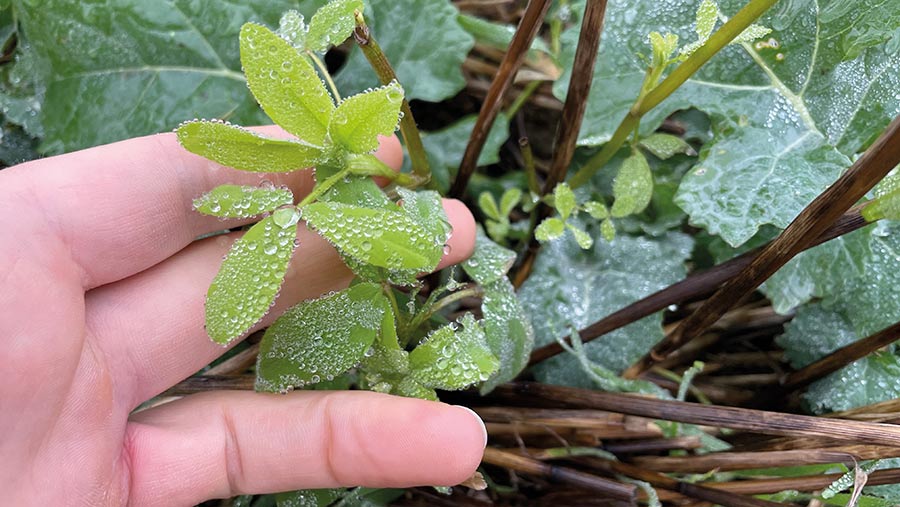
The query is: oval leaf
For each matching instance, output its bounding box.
[306,0,363,52]
[611,150,653,218]
[193,184,294,218]
[302,201,438,270]
[329,81,404,154]
[256,283,387,392]
[409,314,499,391]
[461,229,516,285]
[206,212,299,345]
[638,133,695,160]
[177,120,323,172]
[478,278,535,394]
[240,23,334,145]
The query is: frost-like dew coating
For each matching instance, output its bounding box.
[409,314,499,390]
[462,229,516,285]
[193,185,294,218]
[329,81,404,154]
[206,215,298,345]
[306,0,364,52]
[255,283,386,392]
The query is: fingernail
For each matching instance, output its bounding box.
[454,405,487,448]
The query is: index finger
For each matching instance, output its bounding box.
[1,129,403,290]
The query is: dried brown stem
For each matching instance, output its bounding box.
[450,0,553,198]
[529,206,869,365]
[707,468,900,495]
[481,447,637,502]
[630,446,900,473]
[624,115,900,377]
[487,382,900,447]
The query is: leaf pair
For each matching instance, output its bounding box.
[536,183,611,249]
[177,21,404,173]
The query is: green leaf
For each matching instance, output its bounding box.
[176,120,322,172]
[276,10,308,49]
[335,0,474,102]
[519,232,692,387]
[731,23,772,45]
[306,0,363,52]
[478,278,535,394]
[567,223,594,249]
[456,13,552,56]
[763,226,872,314]
[694,0,719,41]
[276,489,342,507]
[478,192,502,221]
[302,202,438,270]
[649,31,679,67]
[862,172,900,221]
[777,304,900,414]
[395,187,452,265]
[553,182,577,220]
[416,113,510,194]
[12,0,297,153]
[240,22,334,145]
[557,0,899,245]
[638,133,695,159]
[329,81,403,154]
[256,283,386,392]
[462,229,516,285]
[584,201,609,220]
[409,314,500,391]
[193,184,294,218]
[499,188,523,216]
[611,150,653,218]
[206,213,298,345]
[601,218,616,241]
[535,217,566,242]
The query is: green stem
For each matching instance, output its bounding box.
[568,0,778,189]
[506,80,542,118]
[297,166,352,207]
[306,50,341,102]
[519,137,541,195]
[407,285,483,333]
[382,283,405,336]
[353,10,431,184]
[347,154,417,186]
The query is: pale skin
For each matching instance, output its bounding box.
[0,131,487,506]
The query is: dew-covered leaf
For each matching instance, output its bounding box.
[462,229,516,285]
[584,201,610,220]
[12,0,299,153]
[414,113,510,194]
[777,304,900,414]
[193,184,294,218]
[276,10,308,49]
[694,0,718,41]
[302,201,436,270]
[479,278,534,394]
[567,224,594,249]
[600,218,616,241]
[639,133,695,160]
[556,0,899,246]
[478,192,501,221]
[395,187,452,269]
[863,172,900,222]
[256,283,386,392]
[206,212,298,345]
[553,182,577,220]
[176,120,322,172]
[335,0,473,102]
[409,314,500,391]
[306,0,363,52]
[240,23,334,145]
[731,23,772,45]
[329,81,403,154]
[611,150,653,218]
[535,217,566,242]
[275,489,342,507]
[519,232,692,387]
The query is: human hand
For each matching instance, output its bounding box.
[0,131,487,506]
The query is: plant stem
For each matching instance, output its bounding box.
[297,166,352,207]
[353,10,430,183]
[519,137,541,195]
[505,80,542,118]
[568,0,780,189]
[407,285,483,333]
[306,50,341,102]
[347,154,416,186]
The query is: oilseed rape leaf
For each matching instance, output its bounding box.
[329,81,404,154]
[206,213,299,345]
[193,184,294,218]
[176,120,322,172]
[240,23,334,145]
[256,283,387,392]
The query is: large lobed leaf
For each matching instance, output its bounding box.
[8,0,303,153]
[519,231,693,387]
[558,0,899,246]
[334,0,474,102]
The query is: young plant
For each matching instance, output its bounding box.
[175,0,533,402]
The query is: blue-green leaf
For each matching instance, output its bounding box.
[256,283,387,392]
[206,212,299,345]
[462,229,516,285]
